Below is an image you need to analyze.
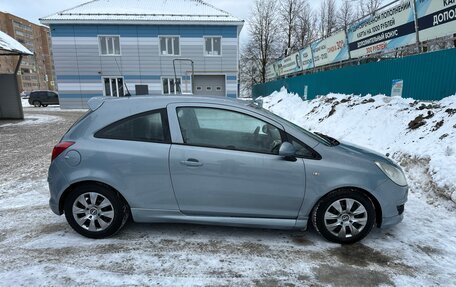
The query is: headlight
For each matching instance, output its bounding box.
[375,161,407,186]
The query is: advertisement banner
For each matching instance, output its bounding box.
[279,51,303,76]
[416,0,456,42]
[299,46,314,70]
[311,30,349,67]
[347,0,416,58]
[265,64,277,82]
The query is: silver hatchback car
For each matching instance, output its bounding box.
[48,96,408,244]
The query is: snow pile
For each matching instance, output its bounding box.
[260,88,456,203]
[0,30,33,55]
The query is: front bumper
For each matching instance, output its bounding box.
[374,179,408,228]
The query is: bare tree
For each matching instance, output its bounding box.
[293,0,317,48]
[337,0,356,31]
[319,0,337,37]
[279,0,306,55]
[240,0,281,94]
[359,0,382,16]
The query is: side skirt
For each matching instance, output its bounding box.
[131,208,308,230]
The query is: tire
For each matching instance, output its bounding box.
[64,183,129,239]
[33,101,41,107]
[42,104,48,107]
[312,189,375,244]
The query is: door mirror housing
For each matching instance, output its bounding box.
[279,142,296,158]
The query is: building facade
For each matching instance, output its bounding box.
[0,12,55,92]
[40,0,243,109]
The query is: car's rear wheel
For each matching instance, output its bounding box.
[312,189,375,244]
[33,101,41,107]
[64,184,129,238]
[42,104,48,107]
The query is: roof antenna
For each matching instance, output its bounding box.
[114,57,131,97]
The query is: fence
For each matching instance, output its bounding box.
[259,0,456,97]
[252,48,456,101]
[266,0,456,81]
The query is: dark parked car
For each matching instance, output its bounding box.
[28,90,59,107]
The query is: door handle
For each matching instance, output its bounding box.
[180,158,203,167]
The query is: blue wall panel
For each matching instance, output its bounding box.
[50,24,238,38]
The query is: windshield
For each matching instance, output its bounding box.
[257,107,332,146]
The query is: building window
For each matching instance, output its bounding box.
[103,77,124,97]
[99,36,121,55]
[204,37,221,56]
[162,77,181,95]
[159,36,179,56]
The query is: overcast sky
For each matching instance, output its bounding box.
[0,0,326,46]
[0,0,250,43]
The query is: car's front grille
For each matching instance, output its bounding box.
[397,204,405,215]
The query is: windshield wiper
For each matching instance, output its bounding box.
[315,132,340,146]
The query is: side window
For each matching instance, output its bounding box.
[95,109,169,143]
[176,107,283,154]
[98,36,121,55]
[159,36,180,55]
[204,37,221,56]
[289,135,316,158]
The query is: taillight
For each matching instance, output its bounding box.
[51,141,75,161]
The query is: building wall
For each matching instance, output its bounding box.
[49,24,240,108]
[0,12,55,92]
[252,48,456,101]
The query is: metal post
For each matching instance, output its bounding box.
[411,0,421,53]
[15,55,23,74]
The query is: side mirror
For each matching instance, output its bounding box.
[279,142,296,158]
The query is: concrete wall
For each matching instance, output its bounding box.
[50,24,240,108]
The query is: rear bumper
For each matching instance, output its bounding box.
[47,162,68,215]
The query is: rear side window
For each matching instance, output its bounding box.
[95,109,170,143]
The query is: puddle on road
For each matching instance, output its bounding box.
[314,264,394,287]
[329,243,390,267]
[290,235,313,246]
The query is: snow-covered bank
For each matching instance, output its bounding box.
[260,88,456,204]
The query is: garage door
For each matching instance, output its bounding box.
[193,75,225,97]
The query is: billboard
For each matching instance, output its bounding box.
[299,46,314,70]
[347,0,416,58]
[265,64,277,82]
[311,30,349,67]
[278,51,303,76]
[416,0,456,42]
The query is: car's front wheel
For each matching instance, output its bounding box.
[33,101,41,107]
[312,189,375,244]
[64,184,129,238]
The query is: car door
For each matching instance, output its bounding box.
[48,92,59,104]
[167,104,306,219]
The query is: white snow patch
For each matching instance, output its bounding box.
[0,114,61,127]
[0,30,33,54]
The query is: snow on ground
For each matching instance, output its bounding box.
[20,98,87,112]
[1,99,456,286]
[0,114,61,128]
[260,88,456,204]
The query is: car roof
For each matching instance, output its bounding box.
[88,95,257,112]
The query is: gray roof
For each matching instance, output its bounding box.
[0,31,33,55]
[40,0,244,26]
